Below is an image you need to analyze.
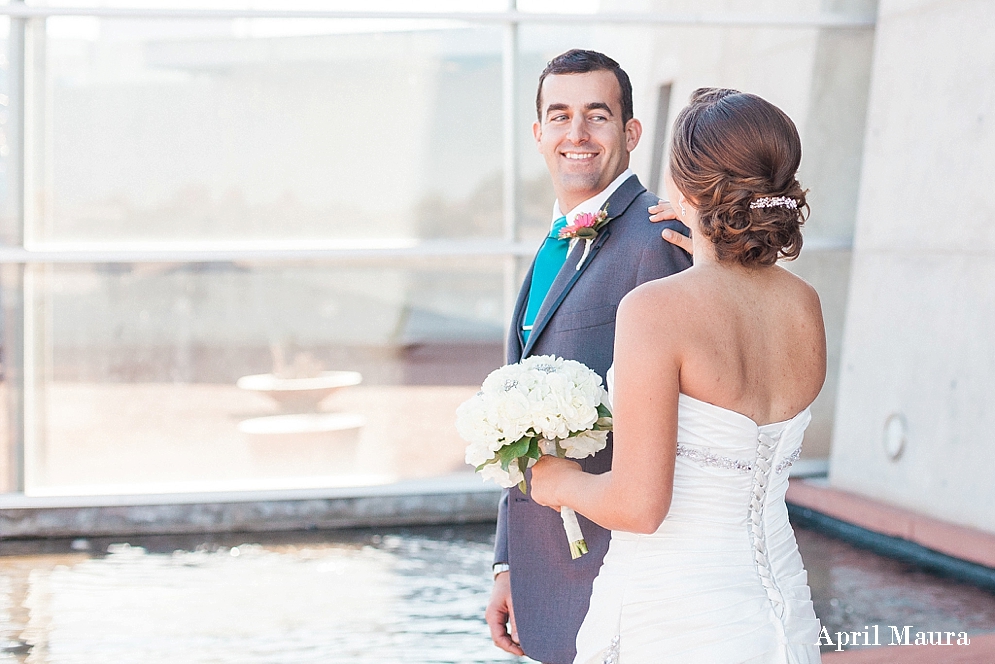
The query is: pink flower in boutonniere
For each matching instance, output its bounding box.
[558,204,610,270]
[558,207,609,241]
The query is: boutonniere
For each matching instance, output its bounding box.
[558,204,610,271]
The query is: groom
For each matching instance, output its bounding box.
[486,50,692,663]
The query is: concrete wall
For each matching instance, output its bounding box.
[830,0,995,532]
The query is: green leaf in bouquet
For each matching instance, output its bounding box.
[517,457,529,494]
[555,440,567,458]
[497,436,530,471]
[525,437,542,461]
[594,417,613,431]
[597,403,612,419]
[475,457,498,472]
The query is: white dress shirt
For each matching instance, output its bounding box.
[551,168,634,228]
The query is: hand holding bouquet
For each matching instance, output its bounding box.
[455,355,612,559]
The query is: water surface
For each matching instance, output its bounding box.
[0,524,993,662]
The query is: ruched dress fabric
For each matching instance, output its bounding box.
[575,368,822,664]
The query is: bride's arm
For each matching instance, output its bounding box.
[530,283,681,534]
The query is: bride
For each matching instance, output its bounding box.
[530,87,825,664]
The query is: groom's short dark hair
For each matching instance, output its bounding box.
[536,49,634,125]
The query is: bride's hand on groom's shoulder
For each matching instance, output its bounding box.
[649,200,694,256]
[648,199,678,223]
[529,456,582,511]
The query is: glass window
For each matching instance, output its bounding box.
[25,259,504,494]
[39,18,504,242]
[0,7,864,497]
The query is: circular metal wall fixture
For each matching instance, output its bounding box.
[883,413,907,461]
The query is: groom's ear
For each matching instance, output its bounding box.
[533,120,543,146]
[624,118,642,153]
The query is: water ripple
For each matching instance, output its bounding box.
[1,524,993,662]
[0,526,529,664]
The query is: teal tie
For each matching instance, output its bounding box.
[522,215,570,345]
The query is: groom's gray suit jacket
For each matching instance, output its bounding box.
[496,174,691,664]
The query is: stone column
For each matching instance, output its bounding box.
[830,0,995,532]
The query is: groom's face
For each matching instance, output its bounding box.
[533,70,642,210]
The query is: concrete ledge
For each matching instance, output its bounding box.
[788,504,995,594]
[0,474,502,539]
[786,479,995,569]
[788,458,829,478]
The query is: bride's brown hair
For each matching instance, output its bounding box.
[669,88,808,267]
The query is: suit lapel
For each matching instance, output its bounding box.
[521,175,646,358]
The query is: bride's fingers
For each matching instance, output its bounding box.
[649,199,679,222]
[662,228,694,255]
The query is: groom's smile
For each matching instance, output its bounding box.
[533,69,642,213]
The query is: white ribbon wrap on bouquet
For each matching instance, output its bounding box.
[561,507,583,542]
[560,507,588,559]
[541,437,591,559]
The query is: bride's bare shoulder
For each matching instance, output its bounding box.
[774,266,824,318]
[616,273,697,338]
[622,271,695,307]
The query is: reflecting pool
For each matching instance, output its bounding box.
[0,523,993,662]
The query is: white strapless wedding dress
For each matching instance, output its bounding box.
[574,368,822,663]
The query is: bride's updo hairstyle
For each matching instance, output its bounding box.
[669,88,808,267]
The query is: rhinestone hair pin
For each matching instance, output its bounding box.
[750,196,798,210]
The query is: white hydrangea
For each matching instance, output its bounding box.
[455,354,612,489]
[454,396,498,448]
[455,392,531,453]
[464,440,494,468]
[479,457,528,488]
[562,429,610,459]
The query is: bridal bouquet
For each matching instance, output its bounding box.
[456,355,613,559]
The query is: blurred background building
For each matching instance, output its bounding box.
[0,0,989,542]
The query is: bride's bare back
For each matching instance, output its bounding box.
[638,262,825,426]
